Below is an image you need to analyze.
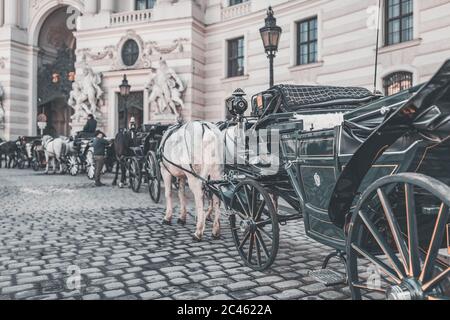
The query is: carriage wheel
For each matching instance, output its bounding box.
[129,157,142,193]
[67,155,79,177]
[32,158,40,172]
[17,158,25,170]
[147,151,161,203]
[347,173,450,300]
[86,150,95,180]
[230,180,280,271]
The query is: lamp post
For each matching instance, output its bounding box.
[119,75,131,129]
[259,6,282,88]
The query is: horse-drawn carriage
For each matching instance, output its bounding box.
[201,60,450,300]
[127,124,170,203]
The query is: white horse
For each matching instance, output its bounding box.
[160,121,224,241]
[41,136,67,174]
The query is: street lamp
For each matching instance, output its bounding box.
[119,74,131,129]
[260,6,282,88]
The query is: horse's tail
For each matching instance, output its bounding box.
[59,141,67,161]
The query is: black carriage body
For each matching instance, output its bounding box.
[228,60,450,251]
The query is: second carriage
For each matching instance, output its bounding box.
[127,124,170,203]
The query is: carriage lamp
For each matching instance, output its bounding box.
[68,71,76,82]
[52,73,60,84]
[226,88,248,118]
[260,6,282,88]
[119,74,131,97]
[119,75,131,129]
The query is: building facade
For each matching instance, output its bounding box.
[0,0,449,139]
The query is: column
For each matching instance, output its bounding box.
[4,0,18,27]
[0,0,5,27]
[100,0,115,13]
[84,0,98,15]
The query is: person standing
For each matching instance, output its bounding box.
[92,130,109,187]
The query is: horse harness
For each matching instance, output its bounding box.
[158,121,215,184]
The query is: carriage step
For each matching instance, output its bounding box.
[309,269,346,287]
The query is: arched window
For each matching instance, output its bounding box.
[121,39,140,67]
[383,71,413,96]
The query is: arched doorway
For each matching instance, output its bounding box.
[37,6,76,137]
[118,92,144,130]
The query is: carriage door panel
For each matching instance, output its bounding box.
[298,131,336,210]
[297,129,345,249]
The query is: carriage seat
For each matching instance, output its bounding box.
[275,85,380,112]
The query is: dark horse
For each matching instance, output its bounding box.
[0,139,19,169]
[112,129,137,188]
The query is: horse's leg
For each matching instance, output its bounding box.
[189,177,206,241]
[211,195,221,240]
[177,178,187,226]
[162,167,174,225]
[119,159,127,188]
[44,153,49,174]
[205,196,213,222]
[58,157,64,174]
[112,158,119,186]
[52,157,57,175]
[210,167,222,239]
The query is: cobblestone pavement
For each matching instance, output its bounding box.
[0,169,376,301]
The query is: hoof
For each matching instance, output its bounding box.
[119,183,124,189]
[112,181,117,186]
[177,219,187,226]
[211,234,221,241]
[192,234,203,242]
[162,219,172,226]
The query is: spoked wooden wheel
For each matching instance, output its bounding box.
[230,180,279,271]
[129,157,142,193]
[147,151,161,203]
[347,173,450,300]
[67,155,79,176]
[17,157,26,169]
[32,159,40,172]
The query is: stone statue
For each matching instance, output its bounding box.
[146,58,185,118]
[82,67,104,117]
[68,82,88,122]
[0,84,5,128]
[68,67,104,120]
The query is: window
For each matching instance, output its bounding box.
[136,0,156,10]
[297,17,318,65]
[385,0,413,46]
[227,37,245,78]
[122,39,140,67]
[229,0,248,6]
[383,71,413,96]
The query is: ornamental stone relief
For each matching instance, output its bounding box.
[0,57,8,69]
[76,30,189,71]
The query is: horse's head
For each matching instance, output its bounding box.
[114,130,134,157]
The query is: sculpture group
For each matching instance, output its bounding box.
[147,58,186,118]
[68,67,104,121]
